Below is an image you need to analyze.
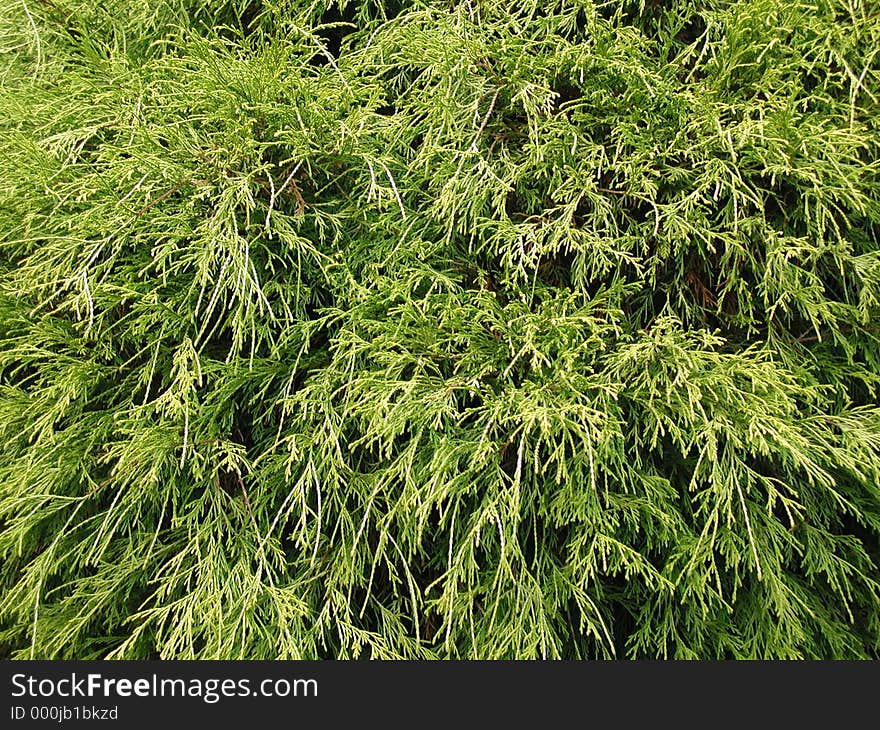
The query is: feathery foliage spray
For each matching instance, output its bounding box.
[1,0,879,659]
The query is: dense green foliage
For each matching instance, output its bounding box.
[1,0,879,659]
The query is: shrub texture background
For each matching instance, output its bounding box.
[1,0,879,659]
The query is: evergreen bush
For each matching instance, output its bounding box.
[1,0,878,659]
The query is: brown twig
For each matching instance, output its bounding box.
[236,473,256,523]
[132,177,193,219]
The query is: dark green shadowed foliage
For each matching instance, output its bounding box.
[0,0,878,659]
